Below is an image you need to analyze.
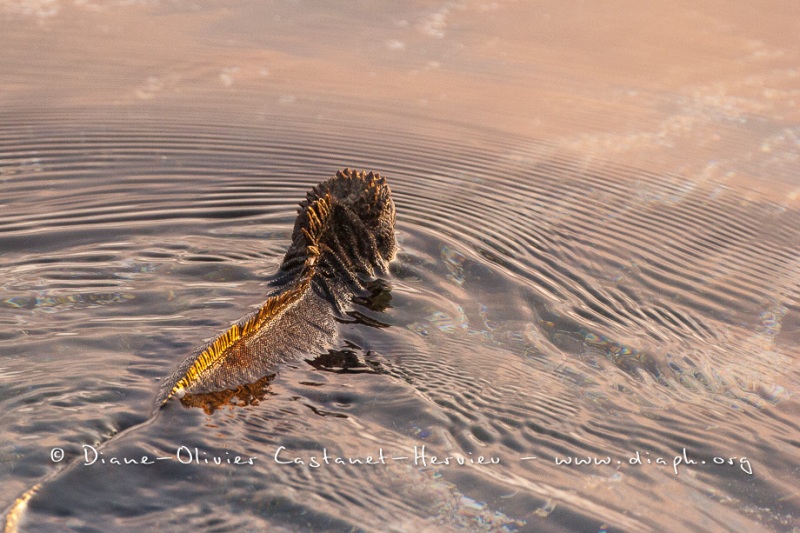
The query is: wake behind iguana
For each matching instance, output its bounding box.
[4,169,396,532]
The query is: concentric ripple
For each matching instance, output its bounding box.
[1,107,798,532]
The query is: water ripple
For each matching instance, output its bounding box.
[1,108,798,531]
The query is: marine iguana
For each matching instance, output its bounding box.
[158,168,396,409]
[3,169,396,531]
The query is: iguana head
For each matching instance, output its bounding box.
[342,168,396,264]
[289,169,397,274]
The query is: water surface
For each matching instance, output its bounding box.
[1,1,799,531]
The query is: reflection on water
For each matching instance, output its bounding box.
[1,1,799,531]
